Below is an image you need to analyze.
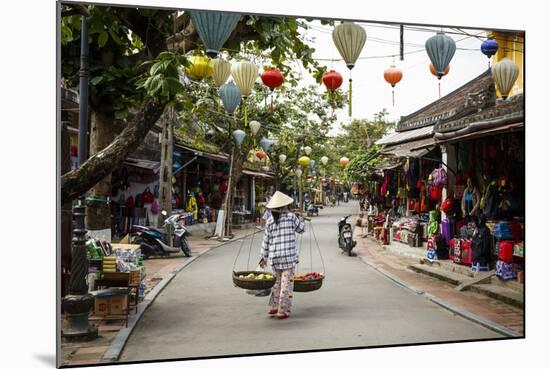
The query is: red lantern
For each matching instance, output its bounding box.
[261,67,284,112]
[322,70,343,91]
[430,64,450,98]
[261,67,284,91]
[322,70,343,110]
[255,150,266,160]
[383,65,403,106]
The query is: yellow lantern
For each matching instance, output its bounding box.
[185,55,213,79]
[298,156,311,167]
[212,58,231,87]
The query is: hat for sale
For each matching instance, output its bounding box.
[265,191,294,209]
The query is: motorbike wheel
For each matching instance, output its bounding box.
[181,238,191,257]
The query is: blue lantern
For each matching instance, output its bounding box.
[232,129,246,146]
[188,10,241,58]
[425,32,456,80]
[219,82,241,115]
[259,138,273,152]
[310,159,316,169]
[481,37,499,58]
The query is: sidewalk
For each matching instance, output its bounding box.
[60,227,256,366]
[354,236,524,336]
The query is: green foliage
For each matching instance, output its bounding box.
[136,52,188,103]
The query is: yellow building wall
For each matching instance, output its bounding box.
[488,31,524,98]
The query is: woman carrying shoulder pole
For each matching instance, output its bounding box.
[259,191,305,320]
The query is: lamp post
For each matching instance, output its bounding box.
[62,13,98,340]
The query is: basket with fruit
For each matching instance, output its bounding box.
[293,272,324,292]
[233,271,276,290]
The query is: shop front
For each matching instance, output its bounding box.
[373,69,524,281]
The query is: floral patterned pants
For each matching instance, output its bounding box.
[269,268,294,315]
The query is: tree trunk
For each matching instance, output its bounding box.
[86,110,115,230]
[221,145,236,239]
[61,98,167,203]
[158,108,174,227]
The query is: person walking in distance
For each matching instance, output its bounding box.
[259,191,305,320]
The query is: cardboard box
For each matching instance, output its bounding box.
[94,294,128,316]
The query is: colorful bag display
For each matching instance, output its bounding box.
[429,185,442,202]
[150,200,159,215]
[461,240,472,266]
[125,195,135,209]
[441,219,455,246]
[441,197,454,213]
[142,187,154,203]
[431,167,448,186]
[498,241,514,264]
[495,260,516,280]
[453,239,462,264]
[493,222,512,239]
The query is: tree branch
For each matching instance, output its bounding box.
[61,98,167,203]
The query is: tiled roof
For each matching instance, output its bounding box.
[396,70,495,132]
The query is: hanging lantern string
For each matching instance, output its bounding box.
[348,69,352,117]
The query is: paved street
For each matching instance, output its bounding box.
[121,201,502,362]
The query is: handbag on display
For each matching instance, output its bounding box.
[151,200,160,215]
[453,239,462,264]
[461,240,472,266]
[498,241,514,264]
[125,195,135,209]
[142,187,154,203]
[496,260,516,280]
[429,185,442,202]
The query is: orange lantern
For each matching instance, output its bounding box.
[255,150,266,160]
[383,64,403,106]
[430,63,450,77]
[429,64,450,98]
[340,157,350,167]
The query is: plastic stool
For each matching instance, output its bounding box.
[471,262,490,272]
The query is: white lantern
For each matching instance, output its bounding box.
[304,146,312,155]
[249,120,261,136]
[321,156,329,165]
[279,154,287,164]
[295,168,302,177]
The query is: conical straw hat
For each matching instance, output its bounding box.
[265,191,294,209]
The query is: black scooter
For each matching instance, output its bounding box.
[130,211,191,258]
[338,215,356,256]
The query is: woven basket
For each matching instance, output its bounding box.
[293,276,324,292]
[233,271,276,290]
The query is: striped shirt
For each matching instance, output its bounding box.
[261,212,305,270]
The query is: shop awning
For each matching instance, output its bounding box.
[175,144,229,162]
[380,137,435,158]
[375,125,433,145]
[434,119,524,144]
[242,170,275,179]
[124,158,160,172]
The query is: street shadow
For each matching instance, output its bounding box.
[33,353,57,367]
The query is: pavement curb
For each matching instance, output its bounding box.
[356,253,522,338]
[101,230,261,363]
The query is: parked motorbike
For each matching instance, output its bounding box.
[131,211,191,258]
[305,199,319,217]
[338,215,356,256]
